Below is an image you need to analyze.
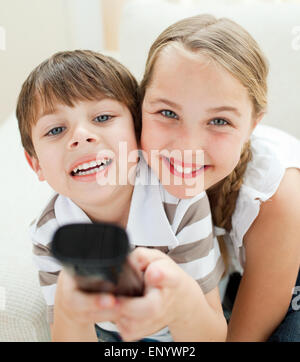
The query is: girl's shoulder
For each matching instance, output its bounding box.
[227,125,300,266]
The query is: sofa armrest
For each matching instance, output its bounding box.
[0,249,51,341]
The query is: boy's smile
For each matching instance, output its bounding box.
[69,153,113,181]
[27,98,138,221]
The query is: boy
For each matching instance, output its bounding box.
[16,50,225,341]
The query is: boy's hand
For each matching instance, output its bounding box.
[114,247,202,341]
[54,269,119,326]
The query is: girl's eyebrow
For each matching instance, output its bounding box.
[148,98,182,111]
[149,98,242,117]
[206,106,242,117]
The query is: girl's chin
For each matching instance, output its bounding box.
[161,183,205,199]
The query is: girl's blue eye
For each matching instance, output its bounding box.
[94,115,112,123]
[161,110,178,119]
[47,127,65,136]
[209,118,229,126]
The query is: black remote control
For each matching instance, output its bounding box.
[51,223,144,296]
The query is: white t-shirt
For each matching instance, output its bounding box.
[219,124,300,272]
[30,153,224,341]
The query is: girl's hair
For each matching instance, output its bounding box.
[140,14,269,270]
[17,50,141,158]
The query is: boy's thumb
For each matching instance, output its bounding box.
[144,260,178,289]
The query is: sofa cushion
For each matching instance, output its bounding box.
[0,113,52,341]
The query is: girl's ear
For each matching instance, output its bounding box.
[247,112,265,140]
[251,112,265,132]
[24,150,45,181]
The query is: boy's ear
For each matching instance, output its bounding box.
[24,150,45,181]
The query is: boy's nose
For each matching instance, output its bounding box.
[68,127,98,149]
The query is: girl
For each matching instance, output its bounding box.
[111,14,300,342]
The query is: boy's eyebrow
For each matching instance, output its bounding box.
[206,106,242,117]
[39,108,59,118]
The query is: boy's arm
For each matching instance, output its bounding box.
[51,270,118,342]
[169,286,226,342]
[145,251,227,342]
[114,248,227,342]
[51,271,97,342]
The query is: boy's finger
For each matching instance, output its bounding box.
[129,247,168,271]
[145,259,180,289]
[117,288,162,318]
[61,271,118,311]
[71,289,117,313]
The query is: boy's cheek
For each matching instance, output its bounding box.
[24,150,46,181]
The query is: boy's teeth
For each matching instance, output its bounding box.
[72,158,111,175]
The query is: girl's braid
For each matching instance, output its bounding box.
[207,140,252,271]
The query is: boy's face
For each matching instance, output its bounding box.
[26,98,138,210]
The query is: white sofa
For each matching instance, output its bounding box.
[1,0,299,341]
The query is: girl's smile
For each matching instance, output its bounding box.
[161,155,210,179]
[141,46,259,198]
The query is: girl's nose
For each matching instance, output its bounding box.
[67,127,98,149]
[179,125,206,152]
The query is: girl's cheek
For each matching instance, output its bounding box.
[141,118,164,150]
[206,133,241,162]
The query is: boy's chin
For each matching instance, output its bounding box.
[69,186,117,207]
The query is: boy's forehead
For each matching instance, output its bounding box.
[34,89,109,117]
[35,96,125,125]
[35,103,64,125]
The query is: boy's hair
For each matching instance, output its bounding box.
[16,50,141,158]
[140,14,269,270]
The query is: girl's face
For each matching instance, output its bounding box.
[141,46,261,198]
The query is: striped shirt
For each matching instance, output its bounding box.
[30,154,224,341]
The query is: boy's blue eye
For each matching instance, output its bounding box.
[94,115,112,123]
[161,110,178,119]
[209,118,229,126]
[47,127,65,136]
